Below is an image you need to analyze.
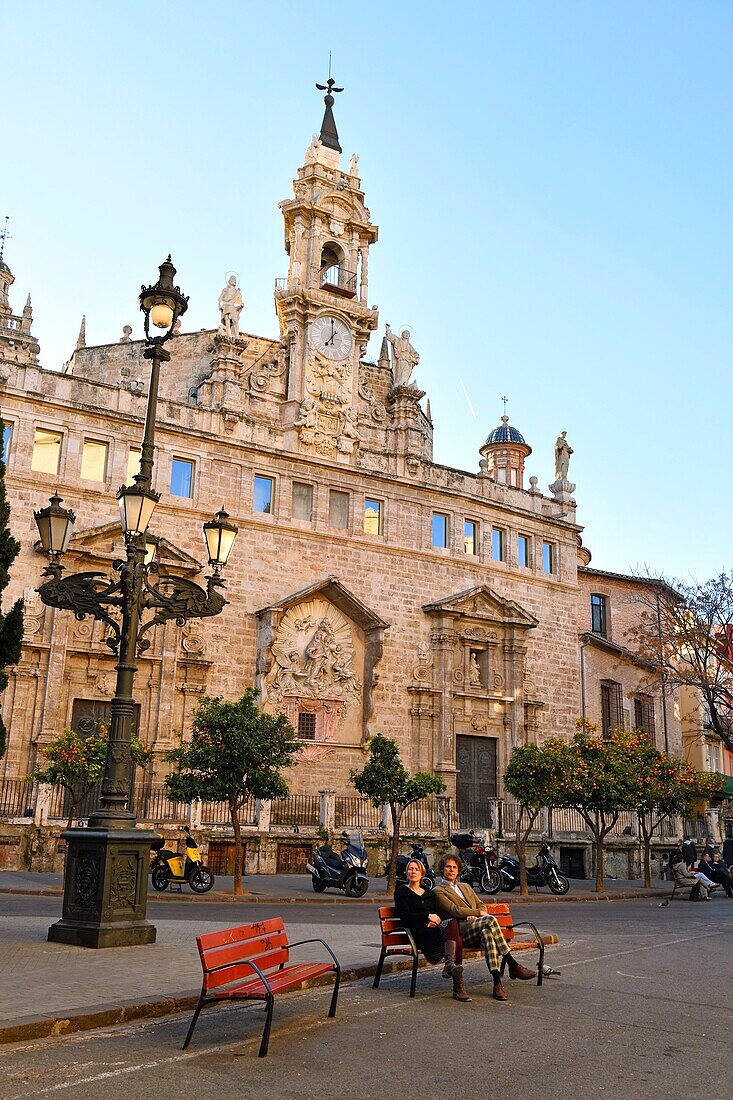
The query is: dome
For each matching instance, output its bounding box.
[484,415,526,446]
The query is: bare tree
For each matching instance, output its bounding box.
[629,572,733,756]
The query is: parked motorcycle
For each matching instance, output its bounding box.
[306,829,370,897]
[150,825,214,893]
[451,830,501,894]
[499,842,570,895]
[395,841,435,887]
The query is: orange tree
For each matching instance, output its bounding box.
[165,690,299,894]
[35,725,152,829]
[350,734,445,891]
[555,721,643,892]
[630,736,725,886]
[503,740,569,895]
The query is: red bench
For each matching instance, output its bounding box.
[183,917,340,1057]
[373,903,547,997]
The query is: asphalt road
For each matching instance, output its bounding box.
[1,897,732,1100]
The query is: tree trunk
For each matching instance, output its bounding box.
[639,812,652,888]
[387,805,403,893]
[516,806,539,896]
[230,797,243,895]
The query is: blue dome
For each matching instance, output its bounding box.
[484,416,527,446]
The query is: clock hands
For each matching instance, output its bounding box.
[325,318,336,346]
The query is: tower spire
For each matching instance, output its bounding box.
[315,75,343,152]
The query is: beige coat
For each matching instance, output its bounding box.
[432,881,487,921]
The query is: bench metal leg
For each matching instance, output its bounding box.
[328,966,340,1018]
[258,994,275,1058]
[182,992,207,1050]
[409,951,419,998]
[537,939,545,986]
[372,949,387,990]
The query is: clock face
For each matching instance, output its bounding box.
[310,315,353,361]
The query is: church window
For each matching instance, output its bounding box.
[542,541,555,574]
[171,457,194,498]
[491,528,505,562]
[329,489,350,530]
[31,428,63,475]
[292,481,313,521]
[590,594,608,637]
[127,446,141,484]
[432,512,449,549]
[2,423,12,465]
[253,475,274,514]
[464,520,478,556]
[297,712,317,741]
[517,534,530,568]
[364,499,383,535]
[601,680,623,736]
[81,439,108,482]
[634,694,656,740]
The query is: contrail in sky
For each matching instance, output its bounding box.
[459,377,477,420]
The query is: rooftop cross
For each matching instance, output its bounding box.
[501,395,509,416]
[0,216,10,263]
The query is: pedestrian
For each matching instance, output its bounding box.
[722,836,733,871]
[433,854,535,1001]
[703,852,733,898]
[681,836,698,868]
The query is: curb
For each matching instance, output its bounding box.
[0,886,668,905]
[0,936,559,1046]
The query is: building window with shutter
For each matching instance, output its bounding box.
[634,694,656,741]
[297,712,317,740]
[601,680,623,736]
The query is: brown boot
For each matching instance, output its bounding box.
[452,971,472,1002]
[442,939,460,978]
[492,980,509,1002]
[508,960,536,981]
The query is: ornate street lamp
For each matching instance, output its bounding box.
[34,259,237,949]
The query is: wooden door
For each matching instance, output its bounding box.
[456,735,497,830]
[207,841,247,876]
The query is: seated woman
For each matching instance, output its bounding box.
[433,854,535,1002]
[394,858,471,1001]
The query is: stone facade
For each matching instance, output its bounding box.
[0,99,682,830]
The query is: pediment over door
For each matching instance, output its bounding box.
[422,585,539,631]
[49,521,202,575]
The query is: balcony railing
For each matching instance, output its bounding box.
[320,265,357,298]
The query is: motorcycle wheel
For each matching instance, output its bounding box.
[344,876,369,898]
[151,866,170,892]
[189,866,214,893]
[480,869,502,895]
[549,871,570,895]
[312,877,327,893]
[501,878,517,891]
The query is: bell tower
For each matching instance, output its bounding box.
[275,79,379,460]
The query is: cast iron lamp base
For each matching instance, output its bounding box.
[48,827,159,948]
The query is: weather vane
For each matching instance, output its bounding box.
[316,51,343,100]
[0,217,10,263]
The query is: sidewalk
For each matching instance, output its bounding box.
[0,869,670,905]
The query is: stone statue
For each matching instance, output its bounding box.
[305,135,320,163]
[218,275,243,340]
[385,323,419,388]
[469,653,482,686]
[349,153,359,176]
[294,397,317,430]
[341,407,362,442]
[119,325,132,344]
[554,431,573,481]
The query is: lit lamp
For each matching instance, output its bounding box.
[143,535,159,566]
[202,508,238,570]
[116,481,160,537]
[34,492,76,558]
[139,255,188,340]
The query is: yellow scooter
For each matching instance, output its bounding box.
[150,825,214,893]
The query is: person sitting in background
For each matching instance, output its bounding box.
[433,854,535,1001]
[394,858,471,1002]
[722,836,733,870]
[700,852,733,898]
[671,852,717,900]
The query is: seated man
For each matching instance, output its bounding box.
[671,853,716,900]
[433,854,535,1001]
[700,852,733,898]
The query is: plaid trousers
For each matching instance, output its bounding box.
[459,915,511,972]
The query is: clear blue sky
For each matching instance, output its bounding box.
[5,1,732,580]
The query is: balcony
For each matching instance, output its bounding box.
[320,264,357,299]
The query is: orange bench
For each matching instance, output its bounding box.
[183,917,340,1057]
[373,903,546,997]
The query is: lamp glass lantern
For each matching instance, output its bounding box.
[203,509,238,569]
[116,483,160,537]
[139,256,189,339]
[34,493,76,557]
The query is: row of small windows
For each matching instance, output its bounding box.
[600,680,656,740]
[3,428,557,571]
[4,425,198,500]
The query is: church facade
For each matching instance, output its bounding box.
[0,89,682,832]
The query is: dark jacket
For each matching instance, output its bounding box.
[393,883,444,961]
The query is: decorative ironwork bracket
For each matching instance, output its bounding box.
[137,565,227,653]
[37,564,123,652]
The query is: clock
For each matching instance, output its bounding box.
[310,315,353,361]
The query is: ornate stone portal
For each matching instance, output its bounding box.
[257,578,388,748]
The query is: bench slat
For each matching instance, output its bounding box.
[197,918,284,954]
[204,949,292,992]
[201,931,289,972]
[211,962,335,1000]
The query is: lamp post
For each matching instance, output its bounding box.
[35,258,238,948]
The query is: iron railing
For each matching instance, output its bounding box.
[271,794,320,827]
[334,796,382,829]
[0,778,33,817]
[320,265,357,297]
